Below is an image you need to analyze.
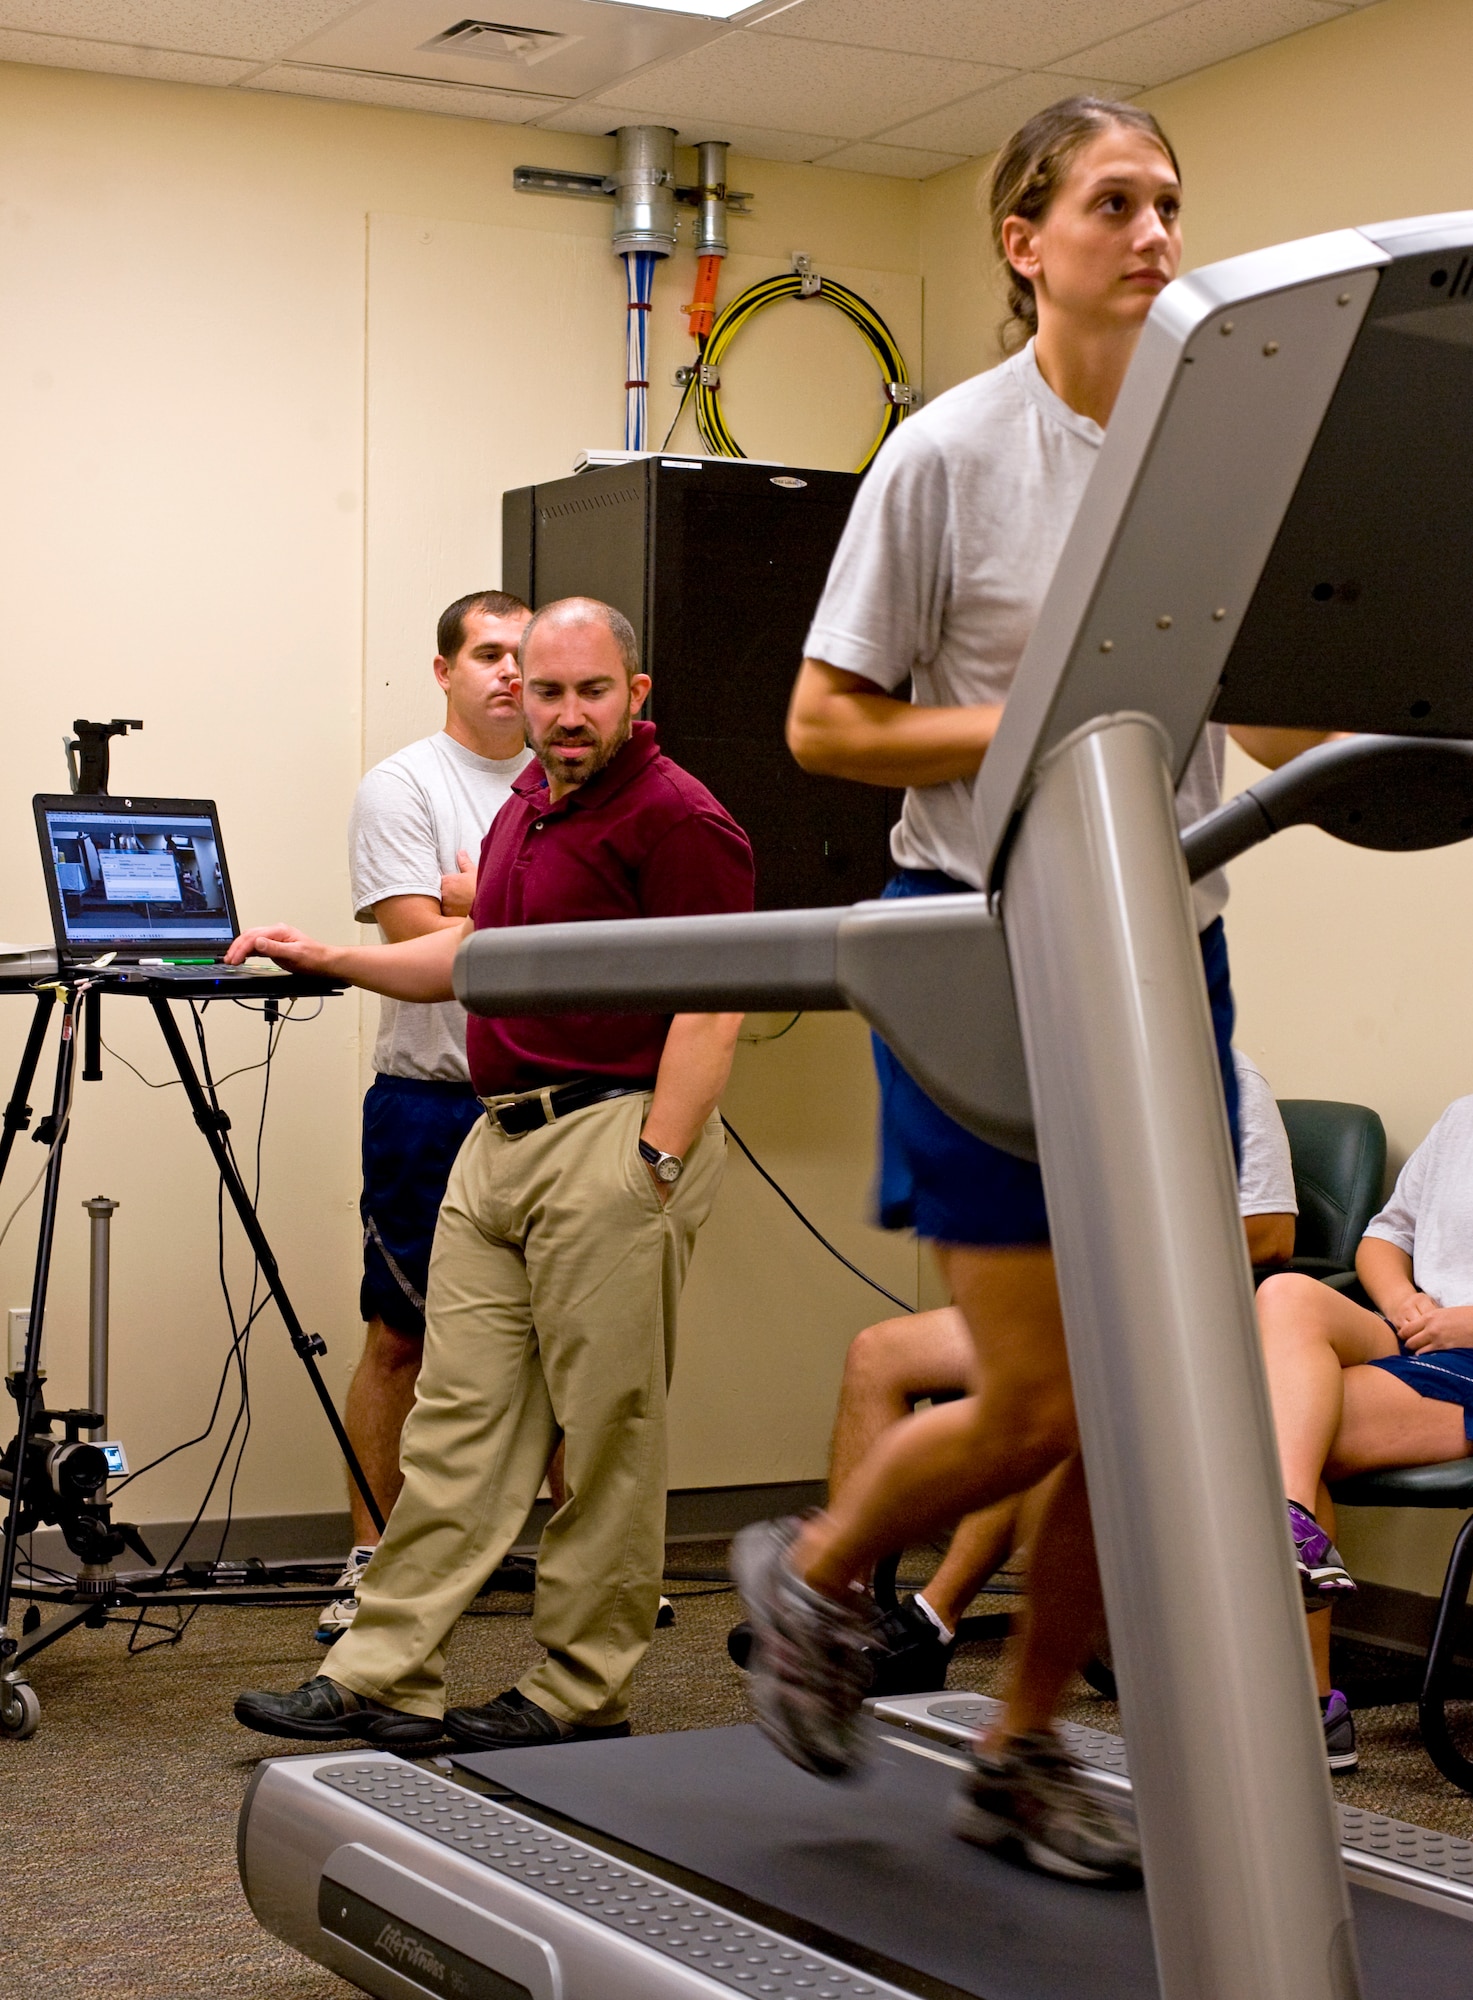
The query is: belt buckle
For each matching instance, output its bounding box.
[490,1085,559,1136]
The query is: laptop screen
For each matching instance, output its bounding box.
[36,798,238,953]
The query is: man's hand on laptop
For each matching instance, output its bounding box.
[226,925,335,973]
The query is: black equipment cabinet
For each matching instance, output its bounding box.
[502,457,898,910]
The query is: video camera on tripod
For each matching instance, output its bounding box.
[0,1391,152,1576]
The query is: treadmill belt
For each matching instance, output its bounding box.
[455,1722,1473,2000]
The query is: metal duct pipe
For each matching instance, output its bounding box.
[694,140,729,258]
[611,125,676,258]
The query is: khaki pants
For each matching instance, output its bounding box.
[327,1089,724,1724]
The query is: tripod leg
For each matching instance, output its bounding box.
[0,989,56,1195]
[82,986,102,1083]
[146,992,385,1536]
[0,991,80,1655]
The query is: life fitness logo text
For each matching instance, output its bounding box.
[373,1919,464,1992]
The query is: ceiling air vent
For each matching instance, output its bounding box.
[420,19,574,64]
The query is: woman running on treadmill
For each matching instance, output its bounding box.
[734,95,1326,1888]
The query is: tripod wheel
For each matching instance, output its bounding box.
[0,1681,40,1739]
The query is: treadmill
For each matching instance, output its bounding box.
[239,212,1473,2000]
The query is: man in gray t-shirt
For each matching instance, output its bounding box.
[319,588,533,1642]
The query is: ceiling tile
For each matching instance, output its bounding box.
[0,3,357,63]
[244,63,558,121]
[0,30,253,84]
[815,140,968,180]
[877,70,1136,157]
[1064,0,1349,87]
[751,0,1179,71]
[593,29,1010,141]
[533,98,844,161]
[285,0,720,103]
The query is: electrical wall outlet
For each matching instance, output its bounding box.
[7,1307,34,1378]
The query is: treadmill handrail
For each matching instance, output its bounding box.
[453,892,1037,1157]
[1182,734,1473,881]
[454,904,850,1016]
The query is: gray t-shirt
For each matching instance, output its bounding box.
[804,340,1227,928]
[349,730,532,1082]
[1364,1094,1473,1308]
[1234,1049,1297,1218]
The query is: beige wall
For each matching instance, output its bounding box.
[0,60,923,1533]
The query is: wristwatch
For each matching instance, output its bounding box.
[638,1138,684,1186]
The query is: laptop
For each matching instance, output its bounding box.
[33,793,265,978]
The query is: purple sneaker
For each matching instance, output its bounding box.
[731,1516,876,1780]
[1322,1690,1357,1773]
[1287,1500,1355,1607]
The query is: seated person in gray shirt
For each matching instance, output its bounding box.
[1256,1090,1473,1772]
[320,588,532,1642]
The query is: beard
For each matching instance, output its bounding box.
[532,708,631,790]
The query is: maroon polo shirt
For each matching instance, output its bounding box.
[465,720,755,1096]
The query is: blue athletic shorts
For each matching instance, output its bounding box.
[360,1074,485,1338]
[873,868,1241,1249]
[1368,1347,1473,1443]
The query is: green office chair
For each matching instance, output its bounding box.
[1274,1098,1387,1280]
[1328,1463,1473,1794]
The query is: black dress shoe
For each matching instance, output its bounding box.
[233,1674,444,1747]
[444,1686,632,1752]
[727,1596,953,1697]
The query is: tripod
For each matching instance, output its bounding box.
[0,970,385,1739]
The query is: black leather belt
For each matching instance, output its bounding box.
[483,1077,654,1137]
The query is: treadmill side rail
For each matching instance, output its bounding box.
[239,1753,919,2000]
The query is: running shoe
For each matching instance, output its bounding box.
[1287,1501,1356,1607]
[314,1543,376,1644]
[726,1592,955,1697]
[1322,1690,1358,1773]
[951,1730,1142,1887]
[731,1516,877,1780]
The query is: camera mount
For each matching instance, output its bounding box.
[63,717,142,796]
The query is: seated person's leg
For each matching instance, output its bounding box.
[919,1496,1024,1633]
[1257,1272,1400,1509]
[731,1306,986,1685]
[1327,1363,1470,1478]
[1257,1271,1399,1600]
[799,1246,1076,1601]
[827,1306,974,1498]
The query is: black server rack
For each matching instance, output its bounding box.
[502,456,898,910]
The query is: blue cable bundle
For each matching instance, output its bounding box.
[622,249,658,451]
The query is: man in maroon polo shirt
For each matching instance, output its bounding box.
[229,596,754,1750]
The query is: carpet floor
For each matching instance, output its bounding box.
[3,1544,1471,1998]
